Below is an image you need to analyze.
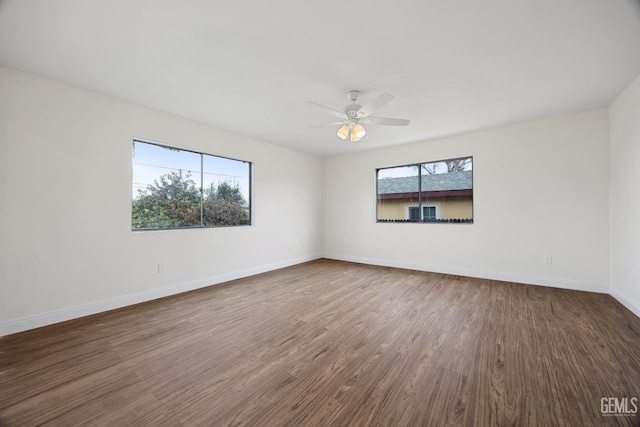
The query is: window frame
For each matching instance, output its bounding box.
[376,156,473,224]
[132,139,252,231]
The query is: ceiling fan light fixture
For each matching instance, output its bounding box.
[353,123,366,139]
[349,125,361,142]
[336,124,349,140]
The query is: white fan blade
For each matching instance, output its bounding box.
[358,93,394,117]
[361,117,410,126]
[306,121,345,130]
[308,102,347,119]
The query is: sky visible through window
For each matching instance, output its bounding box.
[377,160,472,180]
[132,141,250,202]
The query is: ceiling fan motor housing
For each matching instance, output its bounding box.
[345,105,361,118]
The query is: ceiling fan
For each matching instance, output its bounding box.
[308,90,410,142]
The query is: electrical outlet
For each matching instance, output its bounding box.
[158,264,165,273]
[544,256,553,265]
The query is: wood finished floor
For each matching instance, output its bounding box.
[1,259,640,426]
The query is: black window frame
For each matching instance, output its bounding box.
[376,156,473,224]
[132,140,252,231]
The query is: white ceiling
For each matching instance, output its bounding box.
[1,0,640,157]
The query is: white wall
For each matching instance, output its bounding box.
[609,74,640,317]
[0,66,323,335]
[0,94,7,326]
[3,63,636,336]
[323,110,610,291]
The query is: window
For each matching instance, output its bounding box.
[408,206,420,221]
[132,140,251,230]
[408,205,438,221]
[423,205,437,221]
[377,156,473,223]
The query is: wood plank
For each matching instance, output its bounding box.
[1,259,639,426]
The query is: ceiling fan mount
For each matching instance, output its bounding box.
[346,90,361,104]
[308,90,410,142]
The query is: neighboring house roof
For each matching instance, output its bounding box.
[378,170,472,195]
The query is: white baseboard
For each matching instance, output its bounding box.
[610,289,640,318]
[3,254,626,337]
[323,253,609,294]
[0,254,321,337]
